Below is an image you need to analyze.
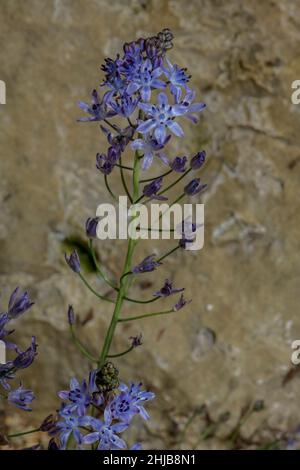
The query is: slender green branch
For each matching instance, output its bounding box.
[107,345,134,358]
[104,174,117,201]
[140,169,172,183]
[70,324,98,362]
[7,428,41,439]
[123,295,160,304]
[115,163,134,171]
[89,240,117,290]
[157,168,191,196]
[78,273,115,304]
[120,157,133,203]
[157,245,180,263]
[118,309,173,322]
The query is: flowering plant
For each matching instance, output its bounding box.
[0,29,207,450]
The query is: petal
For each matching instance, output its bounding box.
[154,124,166,143]
[70,378,79,390]
[111,422,128,433]
[138,102,155,114]
[171,104,188,116]
[141,85,151,102]
[127,82,140,95]
[142,152,153,170]
[82,432,100,445]
[166,120,184,138]
[138,406,150,420]
[131,139,145,150]
[188,102,206,113]
[58,391,69,400]
[151,79,166,89]
[157,92,168,107]
[136,119,156,134]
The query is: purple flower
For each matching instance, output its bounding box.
[8,384,35,411]
[137,92,187,144]
[13,336,37,370]
[110,94,139,118]
[100,125,134,152]
[190,150,206,170]
[82,408,127,450]
[176,88,206,124]
[130,334,143,348]
[177,216,202,249]
[163,57,191,100]
[65,250,81,273]
[85,217,99,239]
[67,305,75,325]
[55,408,96,449]
[173,294,191,311]
[7,287,34,319]
[131,135,170,170]
[126,58,166,101]
[170,156,187,173]
[96,145,120,175]
[0,362,15,391]
[0,313,10,341]
[142,177,167,200]
[78,89,116,122]
[154,279,184,298]
[184,178,207,196]
[109,382,155,423]
[58,377,92,417]
[132,254,162,274]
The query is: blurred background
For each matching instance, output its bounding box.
[1,0,300,450]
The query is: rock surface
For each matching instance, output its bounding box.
[1,0,300,449]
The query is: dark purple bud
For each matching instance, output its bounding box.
[48,438,60,450]
[190,150,206,170]
[132,254,162,274]
[13,336,37,370]
[184,178,207,196]
[143,177,163,198]
[85,217,99,239]
[8,287,34,319]
[130,334,143,348]
[40,414,57,432]
[173,294,191,311]
[96,153,115,175]
[67,305,76,325]
[65,250,81,273]
[170,156,187,173]
[154,279,184,297]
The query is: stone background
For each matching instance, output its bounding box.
[1,0,300,449]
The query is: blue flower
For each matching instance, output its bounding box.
[110,94,139,118]
[82,408,128,450]
[131,135,170,170]
[8,384,35,411]
[184,178,207,196]
[170,156,187,173]
[173,294,191,311]
[163,57,191,100]
[65,250,81,273]
[96,145,120,175]
[55,408,96,449]
[137,92,187,144]
[58,377,92,417]
[0,362,15,391]
[100,124,134,152]
[13,336,37,370]
[154,279,184,298]
[7,287,34,319]
[142,177,167,200]
[190,150,206,169]
[85,217,99,239]
[176,88,206,124]
[132,254,162,274]
[109,382,155,423]
[78,89,116,122]
[126,58,166,101]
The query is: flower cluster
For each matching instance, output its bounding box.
[0,287,37,411]
[50,369,154,450]
[78,28,206,174]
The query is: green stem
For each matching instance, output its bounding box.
[120,157,133,203]
[98,151,140,367]
[70,325,98,362]
[7,428,41,439]
[123,295,160,304]
[107,345,134,358]
[118,309,173,323]
[78,272,115,304]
